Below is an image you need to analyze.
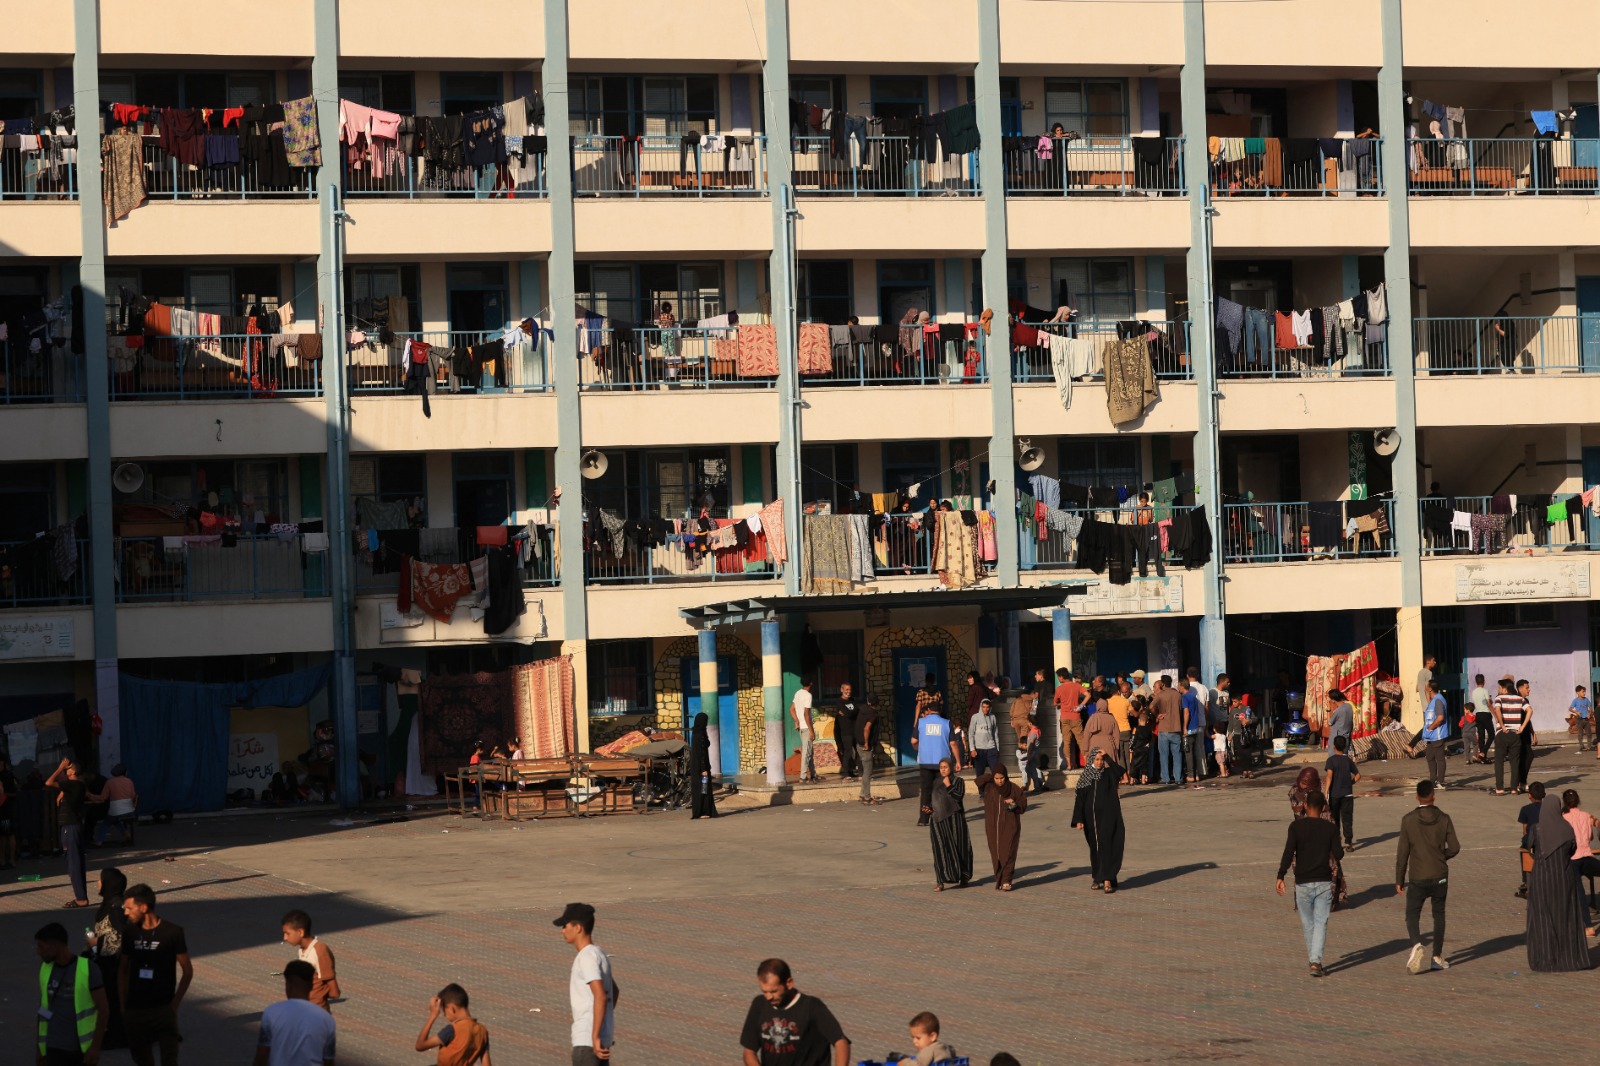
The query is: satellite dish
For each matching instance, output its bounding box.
[1372,429,1400,457]
[579,450,609,479]
[1017,437,1046,473]
[112,463,145,494]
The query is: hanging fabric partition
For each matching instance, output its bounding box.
[417,671,515,774]
[511,655,577,757]
[119,664,332,812]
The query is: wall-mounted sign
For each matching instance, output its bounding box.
[0,616,75,660]
[1034,577,1183,617]
[1455,560,1591,602]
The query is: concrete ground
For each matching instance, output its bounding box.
[3,743,1598,1065]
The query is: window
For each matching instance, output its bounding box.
[1050,258,1135,323]
[569,75,717,138]
[640,263,725,323]
[0,463,53,542]
[439,73,502,114]
[346,265,420,324]
[113,460,291,522]
[0,71,42,118]
[883,442,942,503]
[337,73,415,113]
[1059,438,1140,491]
[1044,79,1128,145]
[350,454,427,513]
[587,640,653,717]
[814,630,863,701]
[789,76,842,114]
[801,444,859,511]
[797,261,852,325]
[649,448,732,518]
[1484,604,1559,631]
[99,71,273,110]
[103,266,281,320]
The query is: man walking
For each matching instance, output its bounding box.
[1152,676,1184,785]
[854,697,880,805]
[739,959,849,1066]
[1053,669,1087,770]
[36,920,107,1066]
[791,681,816,783]
[254,961,335,1066]
[1326,688,1354,755]
[556,903,617,1065]
[120,884,192,1066]
[833,684,862,781]
[1421,681,1450,787]
[968,698,1000,777]
[911,700,958,827]
[1276,789,1343,978]
[1396,779,1461,974]
[1574,685,1594,754]
[1492,676,1531,795]
[1323,735,1360,850]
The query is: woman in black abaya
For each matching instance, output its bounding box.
[1526,794,1593,971]
[1072,747,1126,893]
[928,757,973,891]
[688,712,718,820]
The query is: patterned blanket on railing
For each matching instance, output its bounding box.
[736,324,778,376]
[512,655,576,759]
[798,323,831,374]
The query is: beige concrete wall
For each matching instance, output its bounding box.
[1225,559,1401,615]
[1417,375,1600,428]
[796,201,985,256]
[102,0,313,56]
[1402,2,1600,69]
[1005,201,1190,255]
[801,386,992,443]
[1420,556,1594,607]
[1205,0,1381,69]
[344,202,552,259]
[1299,431,1359,502]
[349,394,559,454]
[1420,424,1572,493]
[0,206,82,260]
[1212,200,1388,253]
[1410,200,1600,252]
[587,582,752,640]
[574,201,771,256]
[1218,379,1396,433]
[3,407,87,462]
[110,400,327,460]
[999,0,1182,67]
[580,390,780,447]
[118,600,333,659]
[570,0,763,62]
[105,203,318,259]
[0,2,72,53]
[1014,382,1199,437]
[791,0,976,64]
[339,0,544,59]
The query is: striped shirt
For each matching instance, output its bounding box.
[1494,694,1529,732]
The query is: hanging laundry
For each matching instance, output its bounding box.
[1105,338,1158,426]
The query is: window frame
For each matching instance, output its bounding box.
[1483,603,1560,631]
[1044,77,1129,146]
[1049,257,1137,325]
[1058,437,1141,491]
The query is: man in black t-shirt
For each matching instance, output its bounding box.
[833,684,863,781]
[739,958,849,1066]
[44,757,90,906]
[1322,735,1361,850]
[121,883,192,1066]
[854,697,881,805]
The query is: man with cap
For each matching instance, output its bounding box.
[555,903,617,1064]
[1131,670,1152,702]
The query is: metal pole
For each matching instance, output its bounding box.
[325,185,359,809]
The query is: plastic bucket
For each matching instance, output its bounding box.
[1272,738,1289,756]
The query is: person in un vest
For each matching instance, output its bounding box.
[35,920,107,1066]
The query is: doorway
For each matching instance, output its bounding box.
[893,646,947,766]
[878,260,935,327]
[452,453,514,541]
[1578,277,1600,372]
[680,655,739,774]
[1094,638,1148,679]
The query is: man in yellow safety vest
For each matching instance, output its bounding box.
[35,920,106,1065]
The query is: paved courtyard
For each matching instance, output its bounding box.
[4,747,1599,1065]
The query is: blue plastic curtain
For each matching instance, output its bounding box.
[119,665,331,812]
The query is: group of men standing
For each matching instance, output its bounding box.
[1052,665,1239,785]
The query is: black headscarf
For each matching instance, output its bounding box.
[95,866,129,928]
[1538,795,1576,859]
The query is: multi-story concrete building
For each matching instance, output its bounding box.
[4,1,1600,801]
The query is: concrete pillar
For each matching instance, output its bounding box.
[698,629,723,773]
[1052,608,1072,677]
[764,0,802,596]
[761,619,785,785]
[1396,606,1425,730]
[568,639,591,753]
[976,614,1001,679]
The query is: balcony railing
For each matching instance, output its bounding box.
[1011,320,1193,383]
[109,333,323,400]
[116,535,329,602]
[802,327,987,386]
[573,135,767,196]
[138,141,315,199]
[1421,496,1595,556]
[1407,137,1600,195]
[579,325,765,390]
[3,339,83,403]
[1003,137,1185,196]
[793,135,978,196]
[355,527,558,595]
[341,155,547,198]
[1210,137,1384,196]
[1222,500,1395,563]
[348,330,551,394]
[0,538,90,608]
[1414,316,1600,375]
[1219,329,1391,378]
[0,149,76,200]
[586,522,778,585]
[1020,506,1196,571]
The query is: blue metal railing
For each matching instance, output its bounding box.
[794,135,979,196]
[3,338,83,403]
[803,324,987,386]
[1420,495,1595,555]
[1222,500,1396,563]
[348,329,551,394]
[1407,137,1600,195]
[137,141,315,199]
[117,534,329,602]
[1004,136,1184,196]
[578,325,767,390]
[1219,323,1390,378]
[1020,505,1196,571]
[342,154,547,198]
[109,333,323,400]
[0,538,90,608]
[0,149,76,200]
[585,518,779,585]
[1012,320,1192,382]
[1211,137,1383,196]
[572,134,768,196]
[1414,315,1598,374]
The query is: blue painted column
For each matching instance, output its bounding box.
[761,619,785,785]
[697,629,724,774]
[1051,608,1072,679]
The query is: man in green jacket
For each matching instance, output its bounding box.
[1395,779,1461,975]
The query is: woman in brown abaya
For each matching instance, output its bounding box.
[977,765,1028,890]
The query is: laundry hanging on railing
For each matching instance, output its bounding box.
[340,93,545,192]
[1212,283,1386,367]
[0,108,77,197]
[787,97,979,162]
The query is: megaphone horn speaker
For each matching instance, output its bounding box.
[579,450,609,479]
[112,463,145,494]
[1018,447,1046,473]
[1372,429,1400,457]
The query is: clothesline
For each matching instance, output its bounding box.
[1235,625,1399,664]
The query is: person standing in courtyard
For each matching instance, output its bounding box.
[1072,747,1126,893]
[1152,676,1184,785]
[1491,676,1531,795]
[1572,685,1593,755]
[1181,679,1207,784]
[1415,654,1436,713]
[281,910,340,1013]
[1082,695,1121,781]
[1322,735,1360,851]
[911,699,958,827]
[1109,680,1135,775]
[86,867,130,1052]
[1516,679,1537,789]
[254,961,335,1066]
[927,758,972,891]
[1421,682,1449,788]
[854,697,881,806]
[739,959,849,1066]
[1526,792,1596,972]
[1396,779,1460,974]
[120,884,191,1066]
[1468,673,1492,763]
[556,903,617,1065]
[977,765,1027,891]
[1054,668,1087,770]
[44,758,90,908]
[688,712,718,820]
[967,697,1000,778]
[792,681,817,784]
[1326,689,1354,755]
[413,984,490,1065]
[1276,789,1342,978]
[36,919,107,1066]
[833,684,863,781]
